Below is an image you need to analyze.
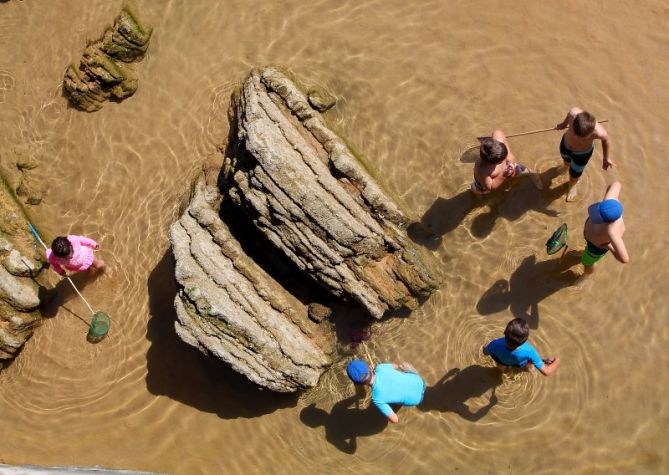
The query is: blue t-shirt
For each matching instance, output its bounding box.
[371,364,425,417]
[485,338,544,369]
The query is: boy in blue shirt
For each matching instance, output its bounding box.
[483,318,560,376]
[346,359,425,424]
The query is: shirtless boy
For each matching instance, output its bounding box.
[582,181,629,275]
[556,107,612,201]
[471,129,541,195]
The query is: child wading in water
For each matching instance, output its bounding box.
[471,129,542,196]
[556,107,612,202]
[47,235,105,276]
[483,318,560,376]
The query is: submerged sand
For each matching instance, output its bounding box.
[0,1,668,473]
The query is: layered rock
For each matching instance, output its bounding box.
[0,177,43,366]
[169,172,335,392]
[63,2,152,112]
[222,68,439,319]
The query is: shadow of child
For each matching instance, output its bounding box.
[419,365,502,421]
[476,250,582,328]
[300,390,389,454]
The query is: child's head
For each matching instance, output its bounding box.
[51,236,72,258]
[479,138,508,164]
[573,111,596,137]
[504,318,529,349]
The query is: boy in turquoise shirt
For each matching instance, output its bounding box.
[346,360,425,423]
[484,318,560,376]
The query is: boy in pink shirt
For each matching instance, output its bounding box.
[46,235,106,275]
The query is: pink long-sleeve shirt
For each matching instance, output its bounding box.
[46,235,98,275]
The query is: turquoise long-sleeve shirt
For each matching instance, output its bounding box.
[371,364,425,417]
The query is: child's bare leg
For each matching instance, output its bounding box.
[566,177,579,202]
[91,257,106,273]
[583,263,594,275]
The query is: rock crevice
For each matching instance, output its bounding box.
[170,67,440,392]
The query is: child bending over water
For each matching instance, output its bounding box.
[483,318,560,376]
[47,235,106,276]
[471,129,542,195]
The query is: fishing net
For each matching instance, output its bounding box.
[546,223,568,255]
[87,311,111,342]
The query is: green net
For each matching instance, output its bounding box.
[87,311,111,342]
[546,223,568,255]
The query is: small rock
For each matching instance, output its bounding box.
[0,237,13,254]
[15,155,39,171]
[3,249,39,277]
[308,303,332,323]
[15,175,44,205]
[0,264,39,311]
[307,87,337,112]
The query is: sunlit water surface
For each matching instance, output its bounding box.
[1,1,668,473]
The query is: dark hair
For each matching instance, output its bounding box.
[504,318,529,349]
[573,111,596,137]
[51,236,72,258]
[479,138,508,164]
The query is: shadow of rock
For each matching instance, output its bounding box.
[145,251,298,418]
[419,365,502,421]
[300,388,389,454]
[476,250,582,328]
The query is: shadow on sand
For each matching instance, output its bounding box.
[38,271,97,327]
[409,166,566,248]
[476,250,582,328]
[145,251,298,419]
[300,387,389,454]
[419,365,502,421]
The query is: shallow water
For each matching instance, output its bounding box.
[1,1,668,473]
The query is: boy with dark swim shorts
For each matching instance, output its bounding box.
[555,107,612,201]
[582,181,629,275]
[483,318,560,376]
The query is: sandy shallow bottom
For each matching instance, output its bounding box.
[1,1,668,474]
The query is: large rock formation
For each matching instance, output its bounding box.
[170,68,439,392]
[0,177,44,367]
[169,171,336,392]
[223,68,439,319]
[63,2,152,112]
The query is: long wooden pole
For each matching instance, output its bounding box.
[478,120,608,141]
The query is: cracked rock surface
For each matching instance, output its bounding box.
[223,67,439,319]
[63,2,152,112]
[0,179,44,365]
[169,174,335,392]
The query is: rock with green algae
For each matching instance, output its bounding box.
[0,177,47,367]
[63,2,152,112]
[169,171,336,392]
[222,67,440,319]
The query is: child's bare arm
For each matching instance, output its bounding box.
[603,180,622,200]
[556,107,582,129]
[538,357,560,376]
[595,124,613,169]
[491,129,509,147]
[608,235,629,264]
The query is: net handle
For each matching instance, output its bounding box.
[28,224,96,315]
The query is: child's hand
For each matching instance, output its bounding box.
[555,122,566,130]
[603,159,614,170]
[503,161,515,177]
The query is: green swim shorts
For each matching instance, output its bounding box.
[581,240,608,266]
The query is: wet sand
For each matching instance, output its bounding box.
[1,1,668,473]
